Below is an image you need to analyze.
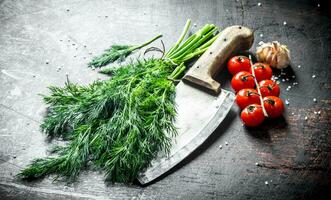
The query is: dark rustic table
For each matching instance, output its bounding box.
[0,0,330,199]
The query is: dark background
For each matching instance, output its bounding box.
[0,0,330,199]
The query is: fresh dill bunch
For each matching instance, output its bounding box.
[88,35,162,68]
[19,19,220,183]
[19,59,177,182]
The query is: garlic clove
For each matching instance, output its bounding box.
[256,41,291,69]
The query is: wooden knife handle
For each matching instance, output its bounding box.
[183,25,254,94]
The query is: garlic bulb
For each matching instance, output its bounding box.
[256,41,291,69]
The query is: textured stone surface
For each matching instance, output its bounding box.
[0,0,330,199]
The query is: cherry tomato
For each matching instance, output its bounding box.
[258,80,280,97]
[231,71,255,93]
[241,104,265,127]
[263,96,284,118]
[227,56,251,75]
[236,89,261,110]
[250,63,272,82]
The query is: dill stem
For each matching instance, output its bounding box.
[170,26,217,62]
[172,64,186,79]
[197,32,219,50]
[179,33,219,62]
[131,34,163,51]
[166,19,191,56]
[181,47,209,62]
[168,25,216,61]
[169,62,184,79]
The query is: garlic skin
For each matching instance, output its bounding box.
[256,41,291,69]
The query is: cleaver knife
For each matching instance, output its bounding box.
[138,26,254,185]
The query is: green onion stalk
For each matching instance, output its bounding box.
[19,19,220,183]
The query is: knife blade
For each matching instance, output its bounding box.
[138,25,254,185]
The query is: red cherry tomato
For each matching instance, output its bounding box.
[258,80,280,97]
[231,71,255,93]
[263,96,284,118]
[250,63,272,82]
[241,104,265,127]
[236,89,261,110]
[227,56,251,75]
